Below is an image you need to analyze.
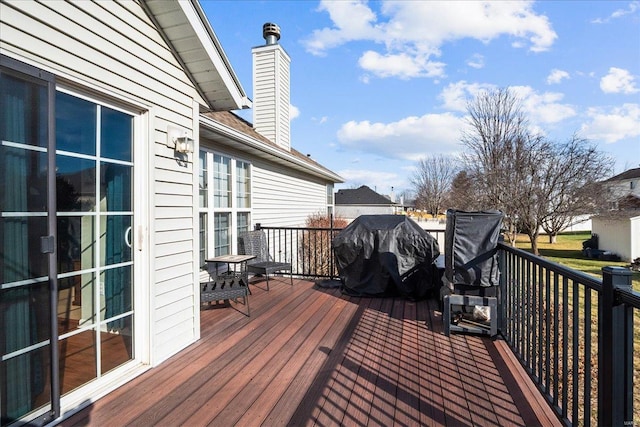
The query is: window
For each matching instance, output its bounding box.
[326,184,334,205]
[327,184,334,215]
[199,150,251,266]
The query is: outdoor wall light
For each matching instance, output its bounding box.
[167,126,194,154]
[174,136,194,154]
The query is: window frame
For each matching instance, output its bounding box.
[199,149,252,265]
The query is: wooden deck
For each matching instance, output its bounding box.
[59,278,561,427]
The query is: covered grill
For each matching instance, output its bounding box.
[332,215,440,299]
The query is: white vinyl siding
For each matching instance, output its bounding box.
[1,0,200,370]
[592,216,640,262]
[252,44,290,151]
[251,159,330,227]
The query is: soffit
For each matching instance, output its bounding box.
[143,0,250,111]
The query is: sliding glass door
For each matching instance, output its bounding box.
[1,56,136,426]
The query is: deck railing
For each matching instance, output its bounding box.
[255,223,638,426]
[256,223,445,279]
[498,243,638,427]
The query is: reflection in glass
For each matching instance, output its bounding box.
[0,71,48,148]
[1,146,47,213]
[100,215,132,266]
[214,154,231,208]
[59,330,97,395]
[100,162,132,212]
[236,160,251,208]
[0,346,51,422]
[237,212,250,235]
[58,273,95,335]
[101,265,132,329]
[214,213,230,256]
[200,213,207,268]
[100,107,132,162]
[3,217,48,282]
[56,92,96,155]
[101,315,133,375]
[0,284,51,421]
[1,69,52,423]
[56,155,96,212]
[0,283,50,351]
[199,151,207,208]
[57,216,95,274]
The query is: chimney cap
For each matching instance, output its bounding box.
[263,22,281,45]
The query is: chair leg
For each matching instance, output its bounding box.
[265,274,270,291]
[289,271,293,286]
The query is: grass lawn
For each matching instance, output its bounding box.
[514,231,640,291]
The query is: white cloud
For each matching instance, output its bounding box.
[303,0,557,79]
[290,104,300,120]
[600,67,639,94]
[438,82,576,125]
[439,81,497,112]
[510,85,577,125]
[592,1,639,23]
[581,103,640,143]
[437,81,576,134]
[546,69,570,85]
[336,112,466,161]
[466,53,485,69]
[358,51,446,79]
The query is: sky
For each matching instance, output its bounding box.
[202,0,640,197]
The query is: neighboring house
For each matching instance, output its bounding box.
[335,185,398,221]
[604,167,640,207]
[590,167,640,261]
[592,212,640,262]
[0,1,340,425]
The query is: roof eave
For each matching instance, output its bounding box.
[142,0,251,111]
[200,115,343,183]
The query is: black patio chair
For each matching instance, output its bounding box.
[238,230,293,290]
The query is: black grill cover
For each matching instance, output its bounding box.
[332,215,440,298]
[444,209,503,288]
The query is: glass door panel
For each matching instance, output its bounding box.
[55,93,135,399]
[1,63,54,425]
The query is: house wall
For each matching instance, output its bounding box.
[1,0,200,373]
[251,159,329,227]
[608,178,640,202]
[632,217,640,262]
[592,216,639,262]
[336,205,396,222]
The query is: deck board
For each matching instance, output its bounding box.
[58,279,562,427]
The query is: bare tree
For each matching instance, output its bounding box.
[447,170,482,211]
[539,136,612,243]
[460,88,536,245]
[411,155,458,217]
[461,88,613,254]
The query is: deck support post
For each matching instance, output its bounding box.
[598,266,633,427]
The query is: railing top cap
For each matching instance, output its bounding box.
[602,266,633,276]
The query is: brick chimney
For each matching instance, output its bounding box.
[252,22,291,151]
